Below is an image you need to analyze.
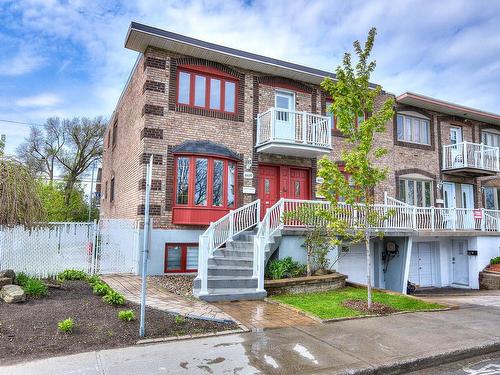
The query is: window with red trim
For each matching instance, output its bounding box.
[164,243,198,273]
[174,155,236,209]
[325,98,366,131]
[177,67,237,114]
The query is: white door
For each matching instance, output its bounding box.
[452,240,469,286]
[460,184,474,229]
[443,183,456,229]
[409,243,434,287]
[274,91,295,141]
[450,127,464,168]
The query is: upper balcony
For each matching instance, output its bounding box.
[256,108,332,157]
[442,141,500,177]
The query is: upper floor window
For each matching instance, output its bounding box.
[174,155,236,209]
[396,114,430,145]
[325,99,365,132]
[482,131,500,148]
[484,187,500,210]
[110,176,115,203]
[398,178,433,207]
[177,68,237,114]
[112,119,118,147]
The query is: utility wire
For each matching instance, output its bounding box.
[0,119,45,127]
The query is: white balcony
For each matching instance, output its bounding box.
[256,108,332,157]
[442,141,500,176]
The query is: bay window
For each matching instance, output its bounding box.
[173,155,238,224]
[176,68,238,114]
[398,178,433,206]
[397,114,430,145]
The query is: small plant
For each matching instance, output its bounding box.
[490,256,500,265]
[103,290,125,305]
[118,310,136,322]
[174,315,186,324]
[16,272,29,287]
[58,318,74,333]
[58,269,87,281]
[265,257,306,280]
[93,282,111,296]
[23,277,48,297]
[86,275,101,286]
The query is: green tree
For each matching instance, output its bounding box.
[38,182,98,222]
[317,28,395,308]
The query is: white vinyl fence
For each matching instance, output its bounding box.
[0,219,139,278]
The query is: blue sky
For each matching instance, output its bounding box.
[1,0,500,155]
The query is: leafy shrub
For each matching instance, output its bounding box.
[93,282,111,296]
[103,290,125,305]
[174,315,185,324]
[58,318,74,333]
[16,272,29,287]
[265,257,306,280]
[87,275,101,286]
[23,277,48,297]
[118,310,136,322]
[491,257,500,265]
[58,269,87,281]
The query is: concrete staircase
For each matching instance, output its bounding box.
[193,231,267,302]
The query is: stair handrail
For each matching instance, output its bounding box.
[197,199,261,296]
[253,198,284,292]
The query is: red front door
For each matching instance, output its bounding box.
[258,165,280,218]
[258,165,310,218]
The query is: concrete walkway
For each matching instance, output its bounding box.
[101,275,232,322]
[3,301,500,374]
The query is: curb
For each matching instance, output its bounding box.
[341,340,500,375]
[136,328,248,345]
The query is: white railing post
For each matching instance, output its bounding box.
[256,200,261,224]
[481,208,485,231]
[442,145,446,170]
[463,141,468,167]
[90,219,98,275]
[431,207,435,232]
[481,143,485,169]
[302,112,307,144]
[198,235,209,296]
[270,108,275,141]
[412,206,417,230]
[496,148,500,172]
[452,207,456,231]
[228,210,234,240]
[257,235,266,292]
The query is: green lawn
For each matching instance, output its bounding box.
[271,287,445,319]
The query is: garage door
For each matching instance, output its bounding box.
[409,243,434,287]
[337,245,366,284]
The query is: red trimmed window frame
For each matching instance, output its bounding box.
[164,243,198,273]
[172,154,238,225]
[325,97,367,131]
[176,65,238,115]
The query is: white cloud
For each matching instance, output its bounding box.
[16,93,62,107]
[0,46,45,76]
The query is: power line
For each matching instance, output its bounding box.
[0,119,45,128]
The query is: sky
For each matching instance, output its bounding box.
[1,0,500,156]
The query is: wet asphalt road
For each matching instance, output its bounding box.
[409,351,500,374]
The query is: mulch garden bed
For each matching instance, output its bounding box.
[342,299,399,315]
[149,274,196,297]
[0,280,237,365]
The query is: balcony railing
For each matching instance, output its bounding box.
[256,108,332,156]
[442,141,499,174]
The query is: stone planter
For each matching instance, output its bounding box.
[479,270,500,290]
[264,273,347,296]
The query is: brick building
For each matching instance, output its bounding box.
[101,22,500,300]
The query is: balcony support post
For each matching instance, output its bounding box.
[302,111,307,144]
[431,206,435,232]
[270,107,275,141]
[481,208,485,231]
[463,141,468,167]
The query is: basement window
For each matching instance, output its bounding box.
[164,243,198,273]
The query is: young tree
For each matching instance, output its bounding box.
[0,134,5,156]
[318,28,395,308]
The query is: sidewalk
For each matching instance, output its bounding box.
[3,302,500,375]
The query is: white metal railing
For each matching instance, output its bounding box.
[197,200,260,295]
[256,108,332,148]
[254,199,285,291]
[442,141,500,172]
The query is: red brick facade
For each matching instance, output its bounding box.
[100,46,500,229]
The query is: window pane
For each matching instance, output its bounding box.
[210,79,221,110]
[227,162,235,207]
[424,182,432,207]
[413,118,420,143]
[405,117,412,141]
[407,180,414,205]
[224,81,236,112]
[421,120,429,144]
[497,188,500,210]
[212,160,224,206]
[397,115,404,140]
[178,72,190,104]
[485,187,495,209]
[416,181,423,206]
[194,75,206,107]
[398,178,406,202]
[194,158,208,206]
[167,245,182,270]
[326,100,335,129]
[186,246,198,270]
[176,157,190,205]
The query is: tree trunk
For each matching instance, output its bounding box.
[306,245,311,277]
[365,233,372,309]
